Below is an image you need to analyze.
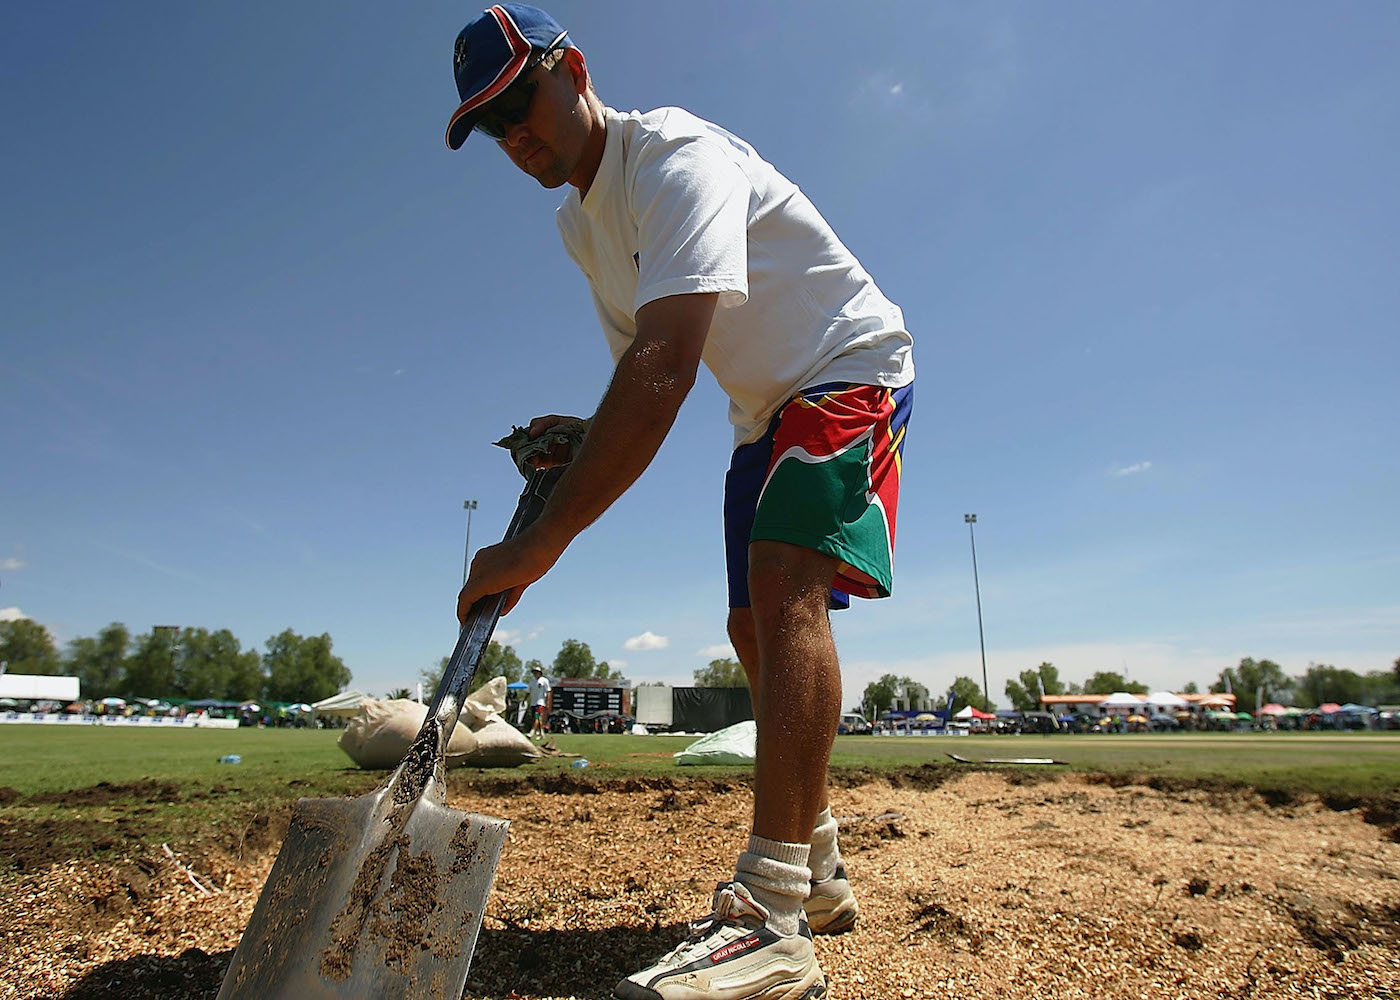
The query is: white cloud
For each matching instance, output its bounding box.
[494,629,522,645]
[607,658,628,671]
[0,607,28,622]
[698,643,736,658]
[889,82,904,96]
[0,558,25,571]
[1112,461,1152,477]
[624,631,669,651]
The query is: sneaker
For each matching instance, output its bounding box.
[613,882,827,1000]
[804,864,857,935]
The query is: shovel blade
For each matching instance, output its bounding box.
[218,790,508,999]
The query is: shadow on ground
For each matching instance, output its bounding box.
[56,923,681,1000]
[60,948,231,999]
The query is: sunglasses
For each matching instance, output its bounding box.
[474,36,567,141]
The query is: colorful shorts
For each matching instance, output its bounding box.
[724,381,913,608]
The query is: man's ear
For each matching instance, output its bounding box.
[565,47,590,96]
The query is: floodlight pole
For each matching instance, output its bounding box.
[462,499,478,585]
[154,625,180,696]
[965,514,989,711]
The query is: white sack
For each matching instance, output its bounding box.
[338,698,479,770]
[674,720,756,766]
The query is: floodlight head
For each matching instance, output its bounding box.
[964,513,977,523]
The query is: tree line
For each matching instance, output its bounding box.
[0,618,351,705]
[419,637,626,694]
[861,655,1400,719]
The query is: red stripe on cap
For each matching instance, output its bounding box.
[465,6,532,112]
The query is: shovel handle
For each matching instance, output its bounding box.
[424,465,564,733]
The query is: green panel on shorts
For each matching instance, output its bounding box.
[750,438,893,595]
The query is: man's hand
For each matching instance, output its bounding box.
[525,414,588,469]
[456,525,564,624]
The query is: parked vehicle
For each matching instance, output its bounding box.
[837,712,871,735]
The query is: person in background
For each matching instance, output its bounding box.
[527,664,551,740]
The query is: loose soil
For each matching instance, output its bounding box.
[3,768,1398,999]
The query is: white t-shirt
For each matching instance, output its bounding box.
[556,107,914,447]
[528,674,551,707]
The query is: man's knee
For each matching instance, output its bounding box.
[727,607,757,652]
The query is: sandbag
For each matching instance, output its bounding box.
[338,698,479,770]
[674,720,756,766]
[338,679,541,770]
[468,717,541,767]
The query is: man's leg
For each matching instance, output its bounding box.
[730,606,853,920]
[745,540,842,843]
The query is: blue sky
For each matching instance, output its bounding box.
[4,2,1397,710]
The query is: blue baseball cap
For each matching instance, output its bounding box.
[446,4,571,150]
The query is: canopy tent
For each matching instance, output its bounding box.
[1126,714,1148,724]
[1338,703,1377,714]
[1101,692,1146,708]
[1316,703,1342,714]
[913,713,940,722]
[1259,703,1289,716]
[1235,711,1253,720]
[953,705,996,721]
[1144,691,1187,709]
[1198,697,1232,708]
[506,681,529,691]
[311,689,372,717]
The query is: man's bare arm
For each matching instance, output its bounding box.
[456,291,717,620]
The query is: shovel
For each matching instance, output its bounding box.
[218,464,564,999]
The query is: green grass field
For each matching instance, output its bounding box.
[1,726,1396,874]
[2,725,1397,799]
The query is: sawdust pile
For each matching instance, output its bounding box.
[2,769,1398,999]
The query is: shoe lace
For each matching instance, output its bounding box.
[656,885,765,965]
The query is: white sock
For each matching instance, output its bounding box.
[808,807,841,882]
[734,835,810,936]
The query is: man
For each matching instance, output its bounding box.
[448,7,914,998]
[527,663,551,739]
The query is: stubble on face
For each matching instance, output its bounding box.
[499,71,583,190]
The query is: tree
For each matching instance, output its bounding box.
[1183,681,1200,694]
[1082,671,1148,695]
[174,628,255,700]
[63,623,131,700]
[553,638,596,678]
[694,657,748,687]
[477,641,523,688]
[121,629,180,697]
[949,675,994,713]
[1209,657,1293,706]
[419,641,529,694]
[226,647,266,701]
[860,673,912,718]
[1360,670,1400,707]
[0,618,60,674]
[1004,662,1065,712]
[386,687,414,700]
[263,630,351,703]
[420,656,450,692]
[1294,663,1364,708]
[550,639,623,680]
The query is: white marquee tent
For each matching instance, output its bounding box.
[311,689,371,718]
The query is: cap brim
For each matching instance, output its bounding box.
[446,102,485,149]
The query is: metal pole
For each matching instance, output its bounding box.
[965,515,989,711]
[462,500,478,585]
